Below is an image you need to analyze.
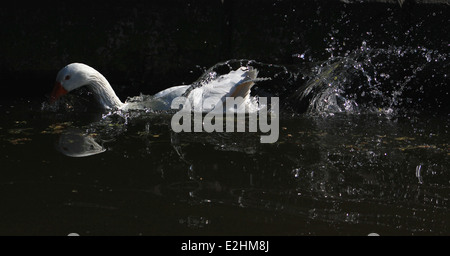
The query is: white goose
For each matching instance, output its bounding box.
[50,63,260,112]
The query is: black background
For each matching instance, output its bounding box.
[0,0,448,103]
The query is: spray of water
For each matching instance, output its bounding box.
[291,42,448,116]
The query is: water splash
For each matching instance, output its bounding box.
[41,47,448,121]
[292,43,449,116]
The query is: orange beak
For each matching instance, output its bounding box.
[50,82,68,103]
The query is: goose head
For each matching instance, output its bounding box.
[51,63,93,102]
[50,63,123,109]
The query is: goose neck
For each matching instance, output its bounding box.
[88,73,123,109]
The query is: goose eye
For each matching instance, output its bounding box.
[65,75,71,80]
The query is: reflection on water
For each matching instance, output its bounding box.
[57,128,106,157]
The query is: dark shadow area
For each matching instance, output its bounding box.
[1,0,448,102]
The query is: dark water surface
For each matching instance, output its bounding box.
[0,95,448,235]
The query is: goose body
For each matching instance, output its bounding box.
[51,63,259,112]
